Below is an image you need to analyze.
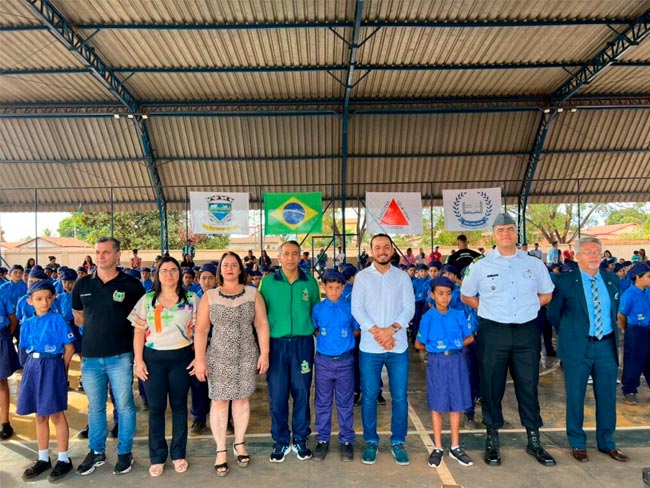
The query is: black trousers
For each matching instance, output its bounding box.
[476,318,543,430]
[143,345,193,463]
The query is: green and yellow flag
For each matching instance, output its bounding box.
[264,192,323,235]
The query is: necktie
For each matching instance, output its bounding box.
[591,277,604,339]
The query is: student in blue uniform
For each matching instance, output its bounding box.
[0,273,20,440]
[411,264,430,346]
[617,263,650,405]
[0,265,28,309]
[140,267,153,292]
[0,267,8,283]
[416,276,475,469]
[457,267,481,426]
[615,263,632,294]
[311,270,359,462]
[16,266,50,366]
[182,269,202,294]
[17,281,75,482]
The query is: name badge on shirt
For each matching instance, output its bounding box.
[113,290,125,303]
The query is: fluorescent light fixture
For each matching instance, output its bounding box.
[557,108,564,113]
[127,113,135,119]
[113,113,120,119]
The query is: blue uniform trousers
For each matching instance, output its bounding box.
[267,336,314,444]
[314,352,355,443]
[621,324,650,395]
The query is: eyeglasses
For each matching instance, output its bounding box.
[159,268,180,275]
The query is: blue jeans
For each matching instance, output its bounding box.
[359,350,409,444]
[82,352,136,455]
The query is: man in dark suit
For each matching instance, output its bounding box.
[547,237,629,463]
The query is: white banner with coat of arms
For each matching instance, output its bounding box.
[190,192,249,234]
[442,188,501,231]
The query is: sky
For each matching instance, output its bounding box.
[0,212,71,242]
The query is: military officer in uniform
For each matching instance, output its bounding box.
[461,213,556,467]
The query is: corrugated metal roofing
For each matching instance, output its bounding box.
[1,0,650,216]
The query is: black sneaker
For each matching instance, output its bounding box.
[113,452,134,475]
[0,422,14,440]
[449,446,474,466]
[377,392,387,405]
[269,443,290,463]
[292,440,313,460]
[49,459,73,481]
[23,459,52,480]
[77,425,89,439]
[312,441,329,461]
[190,420,206,435]
[340,442,354,462]
[76,451,106,476]
[110,424,119,439]
[353,392,361,406]
[428,448,444,468]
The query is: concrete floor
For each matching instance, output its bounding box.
[1,347,649,488]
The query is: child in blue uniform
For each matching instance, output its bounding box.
[411,264,430,346]
[617,263,650,404]
[56,268,83,389]
[416,277,475,469]
[312,270,359,462]
[140,267,153,292]
[182,269,202,294]
[17,281,75,481]
[0,278,20,440]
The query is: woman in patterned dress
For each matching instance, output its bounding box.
[129,256,199,477]
[193,252,270,476]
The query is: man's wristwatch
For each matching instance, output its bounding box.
[391,324,400,334]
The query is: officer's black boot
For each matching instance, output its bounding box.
[484,428,501,466]
[526,428,556,466]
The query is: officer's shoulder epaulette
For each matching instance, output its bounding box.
[472,255,485,263]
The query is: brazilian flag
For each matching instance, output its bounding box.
[264,192,323,235]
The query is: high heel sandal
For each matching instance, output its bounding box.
[233,442,251,468]
[214,449,229,477]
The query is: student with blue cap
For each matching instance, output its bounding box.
[0,267,7,283]
[140,267,153,292]
[17,280,75,481]
[0,265,21,441]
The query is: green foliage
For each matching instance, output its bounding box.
[605,206,646,225]
[58,210,229,250]
[526,203,604,244]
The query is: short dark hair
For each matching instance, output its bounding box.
[133,249,138,253]
[456,235,468,242]
[370,233,392,247]
[97,236,120,252]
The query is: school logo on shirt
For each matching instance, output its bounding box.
[300,360,311,374]
[301,289,310,302]
[113,290,125,303]
[320,328,327,336]
[436,340,445,350]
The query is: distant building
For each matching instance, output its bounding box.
[581,223,640,240]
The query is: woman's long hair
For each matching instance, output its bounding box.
[152,256,188,307]
[217,252,246,286]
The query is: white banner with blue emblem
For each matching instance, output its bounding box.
[190,192,250,234]
[442,187,501,231]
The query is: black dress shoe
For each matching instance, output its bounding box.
[571,448,589,462]
[77,425,89,439]
[49,459,73,481]
[0,422,14,440]
[484,429,501,466]
[526,429,556,466]
[23,459,52,480]
[598,448,629,462]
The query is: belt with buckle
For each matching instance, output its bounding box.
[431,349,460,356]
[316,351,351,361]
[29,352,62,359]
[587,331,614,342]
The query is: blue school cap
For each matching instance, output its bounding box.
[613,263,625,273]
[428,262,442,270]
[415,264,428,271]
[9,264,24,272]
[599,261,609,270]
[124,268,141,279]
[199,263,217,276]
[441,264,457,275]
[182,269,195,278]
[322,269,346,284]
[59,268,77,281]
[27,280,56,295]
[140,267,151,273]
[0,267,7,274]
[627,263,650,280]
[429,276,455,291]
[28,267,48,280]
[341,264,357,279]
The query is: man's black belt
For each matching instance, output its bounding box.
[480,318,536,328]
[587,331,614,342]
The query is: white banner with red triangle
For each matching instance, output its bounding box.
[365,192,423,235]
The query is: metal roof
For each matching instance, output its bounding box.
[1,0,650,226]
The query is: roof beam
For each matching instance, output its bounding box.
[4,60,649,77]
[517,7,650,241]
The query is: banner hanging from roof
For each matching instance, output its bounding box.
[442,187,501,231]
[264,192,323,235]
[190,191,250,234]
[365,192,423,235]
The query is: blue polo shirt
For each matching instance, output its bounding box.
[416,306,472,353]
[16,295,35,323]
[0,280,27,309]
[312,297,358,356]
[56,291,74,322]
[413,277,429,303]
[19,311,74,355]
[580,270,614,336]
[342,282,353,303]
[142,278,153,292]
[0,295,14,329]
[619,285,650,327]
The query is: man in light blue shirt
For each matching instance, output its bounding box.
[461,213,556,468]
[351,234,414,467]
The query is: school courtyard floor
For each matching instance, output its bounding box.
[1,347,649,488]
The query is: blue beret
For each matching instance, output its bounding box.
[407,264,416,269]
[192,266,201,271]
[322,269,346,284]
[124,268,141,279]
[140,267,151,273]
[623,260,632,267]
[613,263,624,273]
[9,264,24,272]
[27,280,56,295]
[627,263,650,280]
[415,264,428,271]
[182,269,195,277]
[441,264,457,275]
[0,267,7,273]
[599,261,609,270]
[199,264,217,276]
[430,276,455,290]
[59,268,77,281]
[428,262,442,270]
[341,264,357,279]
[28,268,48,280]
